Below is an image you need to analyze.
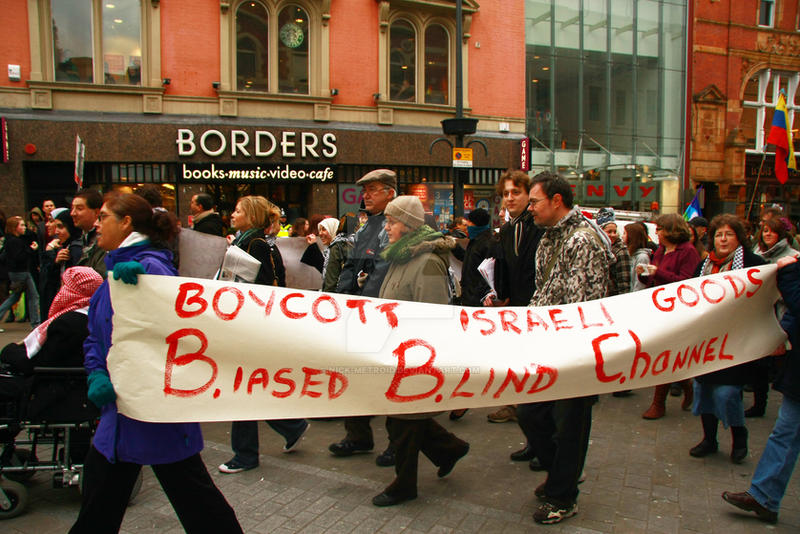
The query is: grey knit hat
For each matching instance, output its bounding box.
[356,169,397,190]
[384,195,425,230]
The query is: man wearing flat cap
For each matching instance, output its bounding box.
[330,168,397,464]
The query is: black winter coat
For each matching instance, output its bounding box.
[1,233,37,272]
[460,229,496,307]
[237,230,286,287]
[193,213,226,236]
[494,211,543,306]
[775,262,800,402]
[337,212,389,297]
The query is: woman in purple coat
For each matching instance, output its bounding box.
[69,193,241,534]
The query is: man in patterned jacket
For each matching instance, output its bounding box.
[524,172,611,525]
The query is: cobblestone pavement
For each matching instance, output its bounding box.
[1,321,799,533]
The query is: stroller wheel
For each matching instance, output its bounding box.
[2,449,37,483]
[0,478,28,519]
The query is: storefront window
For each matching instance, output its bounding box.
[277,5,309,94]
[52,0,142,85]
[236,1,269,92]
[102,1,141,84]
[52,0,94,82]
[424,24,448,105]
[742,69,800,152]
[390,20,416,102]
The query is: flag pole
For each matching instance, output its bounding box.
[746,151,767,221]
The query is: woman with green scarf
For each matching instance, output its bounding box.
[372,195,469,507]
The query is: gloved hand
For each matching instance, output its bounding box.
[357,271,369,288]
[113,261,145,285]
[87,370,117,408]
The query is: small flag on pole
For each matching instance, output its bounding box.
[683,187,703,221]
[765,89,796,185]
[74,134,85,189]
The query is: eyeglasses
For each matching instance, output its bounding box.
[714,231,737,239]
[529,197,548,206]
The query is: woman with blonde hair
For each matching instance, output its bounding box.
[637,213,699,419]
[218,195,304,474]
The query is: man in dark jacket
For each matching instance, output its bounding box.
[484,170,544,425]
[722,256,800,524]
[459,208,495,307]
[330,169,396,464]
[71,189,107,279]
[190,193,225,236]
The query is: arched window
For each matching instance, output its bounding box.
[424,24,449,104]
[390,20,416,102]
[278,4,309,94]
[236,1,269,92]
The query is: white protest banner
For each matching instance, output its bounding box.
[107,265,786,423]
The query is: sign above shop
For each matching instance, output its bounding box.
[180,162,335,183]
[520,137,530,171]
[176,129,337,159]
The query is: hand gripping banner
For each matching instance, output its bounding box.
[107,265,787,423]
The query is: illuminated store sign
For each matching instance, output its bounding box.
[176,129,337,159]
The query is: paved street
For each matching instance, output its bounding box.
[2,321,799,533]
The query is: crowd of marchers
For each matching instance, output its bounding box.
[1,171,799,529]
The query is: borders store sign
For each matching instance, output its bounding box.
[176,128,338,159]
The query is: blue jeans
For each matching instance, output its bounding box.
[748,395,800,513]
[230,419,308,467]
[0,271,40,327]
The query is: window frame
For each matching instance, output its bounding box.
[29,0,158,87]
[758,0,775,28]
[380,10,458,109]
[742,69,799,153]
[222,0,327,98]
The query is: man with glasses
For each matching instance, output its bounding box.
[525,172,611,525]
[329,169,397,465]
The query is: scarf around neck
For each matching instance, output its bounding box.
[701,245,744,275]
[381,225,442,264]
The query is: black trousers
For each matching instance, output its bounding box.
[69,446,242,534]
[516,401,553,455]
[343,415,374,444]
[527,397,594,505]
[384,416,468,496]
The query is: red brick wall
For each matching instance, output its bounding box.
[0,0,30,88]
[161,0,220,97]
[330,0,379,107]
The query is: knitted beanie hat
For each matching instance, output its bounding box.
[317,217,339,237]
[467,208,490,227]
[596,207,616,228]
[384,195,425,230]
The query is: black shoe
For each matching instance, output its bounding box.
[510,445,536,462]
[372,491,416,507]
[328,439,373,457]
[689,440,718,458]
[438,443,469,478]
[744,406,765,418]
[283,421,309,453]
[375,446,395,467]
[612,390,633,397]
[669,383,682,396]
[731,447,748,464]
[449,408,468,420]
[529,457,546,471]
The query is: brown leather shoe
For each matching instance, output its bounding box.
[721,491,778,523]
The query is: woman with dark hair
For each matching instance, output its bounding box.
[217,195,306,475]
[69,192,242,534]
[689,224,708,261]
[624,222,651,292]
[689,214,766,464]
[0,216,41,331]
[39,208,83,317]
[290,217,309,237]
[637,213,699,419]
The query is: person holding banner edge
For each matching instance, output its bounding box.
[371,195,469,507]
[69,192,242,534]
[217,195,308,474]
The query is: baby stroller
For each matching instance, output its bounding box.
[0,365,141,518]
